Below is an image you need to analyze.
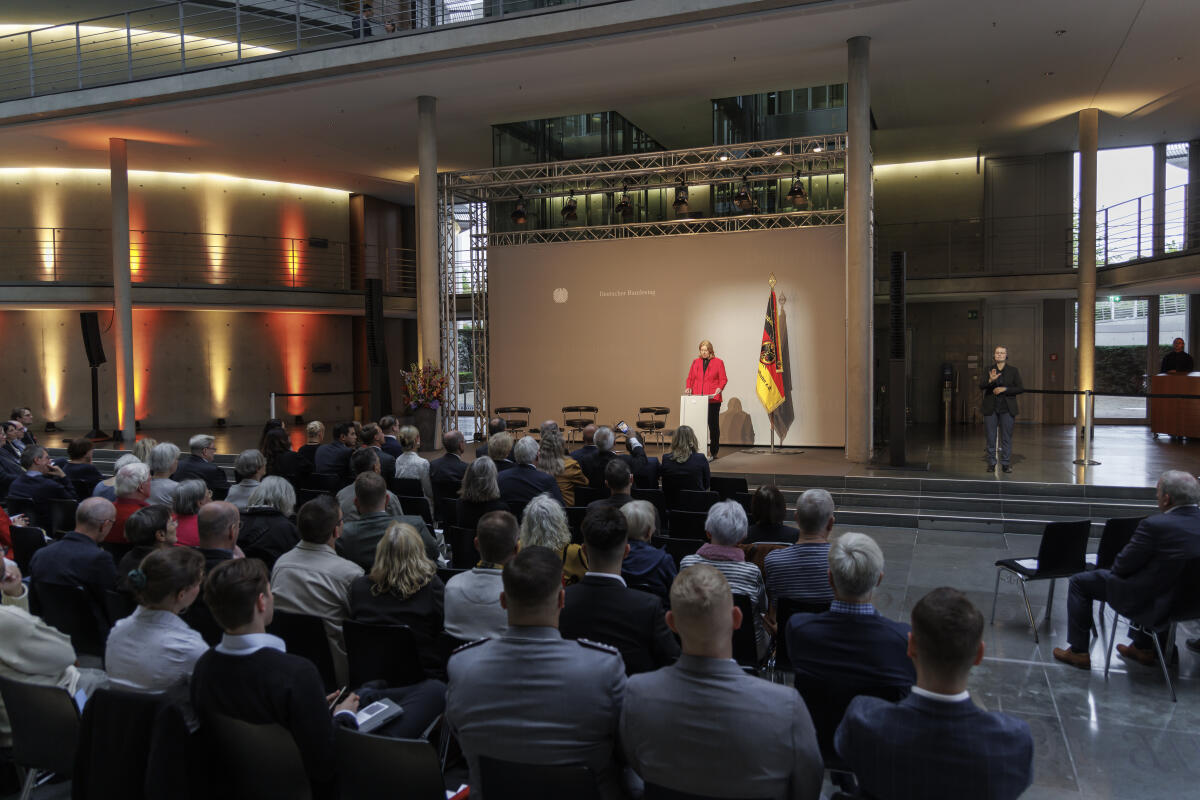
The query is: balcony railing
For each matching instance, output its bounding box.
[0,226,415,295]
[1093,184,1192,266]
[874,214,1076,279]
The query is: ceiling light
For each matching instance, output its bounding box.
[773,149,784,156]
[787,174,808,207]
[719,155,729,162]
[813,144,823,153]
[562,196,578,222]
[672,178,689,216]
[511,196,527,225]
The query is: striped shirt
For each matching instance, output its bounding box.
[763,542,834,604]
[680,551,767,651]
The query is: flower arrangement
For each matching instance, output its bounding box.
[401,361,449,411]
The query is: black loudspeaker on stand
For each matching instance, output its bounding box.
[80,312,111,442]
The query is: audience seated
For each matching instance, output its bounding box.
[786,532,915,690]
[224,449,265,510]
[9,407,35,447]
[296,420,324,467]
[379,415,404,459]
[132,437,158,465]
[659,425,710,493]
[314,422,357,484]
[619,500,676,601]
[336,447,405,524]
[681,500,767,658]
[116,504,178,577]
[587,459,634,512]
[196,501,241,573]
[836,587,1034,800]
[147,442,181,506]
[108,461,152,543]
[430,428,469,497]
[257,418,286,452]
[62,438,104,493]
[2,419,27,458]
[359,422,396,478]
[620,564,823,799]
[560,506,678,675]
[521,493,588,585]
[8,445,77,525]
[569,423,598,473]
[29,497,118,617]
[92,453,139,501]
[0,422,23,495]
[338,471,437,567]
[444,510,519,642]
[746,484,800,544]
[457,457,508,532]
[394,425,435,509]
[172,479,210,547]
[262,427,312,486]
[764,488,836,609]
[446,546,627,800]
[536,427,587,506]
[498,436,564,508]
[475,416,506,459]
[348,522,445,677]
[171,434,229,492]
[585,426,646,490]
[487,431,515,472]
[271,495,364,685]
[238,476,301,569]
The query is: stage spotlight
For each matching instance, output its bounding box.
[733,182,754,211]
[216,417,227,428]
[293,414,304,426]
[614,184,633,219]
[562,196,578,222]
[787,174,808,207]
[672,179,689,216]
[511,197,527,225]
[44,422,59,433]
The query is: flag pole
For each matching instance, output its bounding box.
[769,273,776,454]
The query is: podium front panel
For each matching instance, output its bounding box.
[680,395,710,455]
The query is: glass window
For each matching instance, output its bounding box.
[811,85,828,109]
[829,84,846,108]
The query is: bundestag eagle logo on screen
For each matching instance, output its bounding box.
[553,288,568,303]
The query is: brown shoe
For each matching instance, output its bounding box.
[1052,647,1091,669]
[1117,643,1157,666]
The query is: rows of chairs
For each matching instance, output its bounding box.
[491,404,673,448]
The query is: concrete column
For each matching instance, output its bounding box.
[1188,140,1200,250]
[109,138,136,444]
[845,35,873,463]
[417,96,440,370]
[1146,295,1160,382]
[1152,142,1166,256]
[1077,109,1098,438]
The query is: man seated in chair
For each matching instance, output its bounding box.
[585,426,646,490]
[430,429,469,492]
[475,417,506,460]
[335,447,404,525]
[29,497,118,622]
[497,436,564,508]
[1053,469,1200,669]
[443,510,519,642]
[586,460,635,512]
[446,546,627,800]
[620,564,822,800]
[836,587,1033,800]
[7,445,76,527]
[338,471,436,567]
[171,434,229,493]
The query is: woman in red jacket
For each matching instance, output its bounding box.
[684,339,728,458]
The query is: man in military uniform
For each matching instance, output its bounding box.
[446,546,627,800]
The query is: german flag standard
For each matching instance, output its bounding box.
[756,286,785,414]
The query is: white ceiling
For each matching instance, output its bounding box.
[0,0,1196,202]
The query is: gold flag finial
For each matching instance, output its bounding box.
[768,273,777,289]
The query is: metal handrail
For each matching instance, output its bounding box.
[0,0,616,102]
[1092,183,1191,266]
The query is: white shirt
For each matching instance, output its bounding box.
[910,686,971,703]
[105,606,209,692]
[215,632,287,656]
[584,572,627,586]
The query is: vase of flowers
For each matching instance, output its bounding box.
[400,361,448,447]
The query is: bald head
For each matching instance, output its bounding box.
[580,424,596,446]
[443,430,465,455]
[198,501,240,550]
[75,497,116,541]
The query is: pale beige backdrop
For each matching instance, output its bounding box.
[488,225,847,447]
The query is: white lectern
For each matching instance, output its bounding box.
[680,394,710,455]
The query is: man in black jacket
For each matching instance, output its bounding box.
[559,506,679,675]
[979,346,1023,474]
[171,434,229,491]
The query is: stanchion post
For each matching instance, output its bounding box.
[1073,390,1101,466]
[270,392,276,420]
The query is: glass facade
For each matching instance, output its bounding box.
[492,111,663,167]
[713,83,848,145]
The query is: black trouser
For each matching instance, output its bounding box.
[708,401,721,457]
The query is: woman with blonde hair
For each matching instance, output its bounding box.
[297,420,325,467]
[683,338,727,458]
[660,424,711,495]
[536,428,587,506]
[519,494,587,585]
[394,425,434,509]
[131,437,159,465]
[348,522,444,676]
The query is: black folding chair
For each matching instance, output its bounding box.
[444,525,480,570]
[676,490,720,513]
[335,728,444,800]
[47,497,79,538]
[990,519,1092,642]
[573,485,609,506]
[30,582,109,659]
[772,597,832,673]
[479,756,600,800]
[267,609,338,692]
[668,510,708,540]
[731,593,762,673]
[11,525,48,575]
[651,535,702,567]
[390,477,425,498]
[204,711,312,800]
[0,676,80,800]
[1090,516,1143,622]
[709,476,749,499]
[343,620,427,688]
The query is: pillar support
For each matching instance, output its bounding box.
[1076,109,1098,440]
[109,138,136,444]
[1152,142,1166,257]
[417,96,440,371]
[845,35,873,463]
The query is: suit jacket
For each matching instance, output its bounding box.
[0,447,22,494]
[6,470,76,527]
[430,453,468,490]
[337,510,439,569]
[237,507,300,569]
[497,463,564,507]
[586,447,647,490]
[381,435,404,459]
[29,531,118,613]
[372,447,396,479]
[314,442,353,483]
[559,574,679,675]
[786,608,916,689]
[979,363,1024,416]
[836,691,1033,800]
[621,654,822,800]
[171,453,229,491]
[1106,505,1200,625]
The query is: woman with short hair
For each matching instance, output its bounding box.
[520,494,587,585]
[172,479,211,547]
[92,453,140,502]
[457,456,507,532]
[394,425,434,509]
[224,449,266,510]
[148,442,182,506]
[238,476,300,570]
[297,420,325,467]
[117,504,177,577]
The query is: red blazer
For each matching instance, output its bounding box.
[686,357,727,403]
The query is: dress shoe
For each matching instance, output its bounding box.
[1187,637,1200,655]
[1002,464,1012,473]
[1117,643,1157,666]
[986,463,996,472]
[1052,647,1091,669]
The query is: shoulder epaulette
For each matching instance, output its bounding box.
[577,638,620,655]
[451,638,491,655]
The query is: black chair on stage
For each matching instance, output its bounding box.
[343,620,426,688]
[561,405,599,444]
[635,406,670,449]
[267,609,337,692]
[479,755,600,800]
[494,407,532,438]
[990,519,1091,643]
[0,676,81,800]
[335,728,445,800]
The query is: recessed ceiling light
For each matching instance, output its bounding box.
[1042,71,1055,77]
[1055,29,1066,36]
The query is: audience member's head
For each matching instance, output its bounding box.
[115,461,152,500]
[667,564,737,658]
[233,449,266,482]
[132,438,158,465]
[519,493,571,552]
[261,428,292,467]
[76,497,117,541]
[350,446,379,477]
[247,475,296,516]
[442,429,464,455]
[488,417,507,437]
[704,499,748,546]
[594,426,615,453]
[909,587,985,691]
[604,458,632,493]
[189,434,216,460]
[297,494,342,545]
[197,501,240,550]
[19,445,48,472]
[669,425,699,463]
[353,470,388,514]
[306,420,325,443]
[124,504,175,547]
[173,479,210,517]
[148,442,181,478]
[67,438,94,463]
[488,432,513,462]
[476,510,520,564]
[258,419,285,452]
[379,415,398,436]
[581,505,628,570]
[360,422,383,449]
[501,546,565,625]
[204,558,271,633]
[9,407,32,426]
[368,522,435,597]
[1158,470,1200,509]
[462,456,500,502]
[751,484,787,527]
[621,499,657,542]
[332,422,356,446]
[795,488,835,536]
[512,436,539,466]
[112,453,141,474]
[539,420,559,437]
[2,420,21,443]
[536,428,566,475]
[580,424,596,446]
[128,545,205,611]
[828,532,884,602]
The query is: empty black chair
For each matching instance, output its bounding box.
[305,472,343,494]
[645,784,769,800]
[399,495,435,528]
[0,676,80,800]
[204,711,312,800]
[709,476,749,499]
[46,497,79,538]
[651,535,702,567]
[479,755,600,800]
[668,510,708,540]
[390,477,425,498]
[10,525,48,574]
[30,582,109,659]
[267,609,337,692]
[990,519,1092,643]
[731,593,761,673]
[445,525,480,570]
[573,485,609,506]
[676,490,720,513]
[561,405,599,444]
[793,674,909,767]
[335,728,444,800]
[103,589,137,624]
[635,406,670,449]
[495,406,532,436]
[343,620,426,688]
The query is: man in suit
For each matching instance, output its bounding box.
[497,436,563,508]
[171,434,229,492]
[980,345,1024,473]
[786,532,915,690]
[359,422,396,477]
[335,447,404,524]
[9,407,36,447]
[560,506,678,675]
[475,417,506,459]
[314,422,357,484]
[1054,469,1200,668]
[29,497,118,619]
[569,423,597,465]
[587,459,634,512]
[836,588,1033,800]
[196,500,240,573]
[444,510,519,642]
[585,426,647,489]
[1,421,26,474]
[620,563,823,799]
[446,546,627,800]
[430,429,468,493]
[7,446,76,528]
[338,471,437,567]
[379,414,404,459]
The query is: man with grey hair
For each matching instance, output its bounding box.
[8,445,76,527]
[171,433,229,492]
[224,449,266,510]
[108,461,151,544]
[585,425,646,490]
[786,532,916,689]
[620,499,676,601]
[30,497,118,620]
[764,488,837,608]
[1054,469,1200,669]
[497,435,563,509]
[621,564,823,799]
[196,500,242,573]
[147,442,181,505]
